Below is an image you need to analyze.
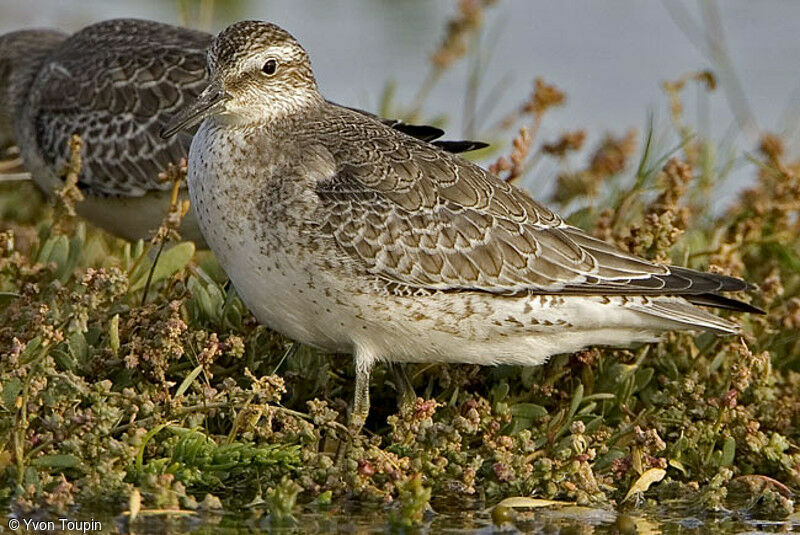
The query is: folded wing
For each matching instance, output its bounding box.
[30,19,210,197]
[315,107,757,313]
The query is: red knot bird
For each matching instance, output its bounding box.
[0,18,484,244]
[163,21,760,432]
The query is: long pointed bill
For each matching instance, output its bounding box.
[160,82,231,138]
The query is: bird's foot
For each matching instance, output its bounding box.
[334,416,366,470]
[390,363,417,414]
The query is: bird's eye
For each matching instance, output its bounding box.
[262,59,278,76]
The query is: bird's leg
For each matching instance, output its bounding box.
[336,355,372,468]
[348,357,372,434]
[390,363,417,413]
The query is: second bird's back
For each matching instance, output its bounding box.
[18,18,211,197]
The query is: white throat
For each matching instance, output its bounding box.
[221,89,322,126]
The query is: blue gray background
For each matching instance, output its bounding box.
[3,1,799,204]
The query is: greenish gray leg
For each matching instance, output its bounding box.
[349,357,372,434]
[390,363,417,412]
[336,356,372,468]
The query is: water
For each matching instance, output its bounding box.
[8,504,800,534]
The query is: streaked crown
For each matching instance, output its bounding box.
[209,22,305,73]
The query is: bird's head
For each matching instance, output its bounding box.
[162,20,320,137]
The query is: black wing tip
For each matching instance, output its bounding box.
[671,268,764,314]
[433,140,490,153]
[393,124,490,153]
[687,293,765,315]
[344,105,490,153]
[715,273,753,293]
[389,123,445,142]
[668,266,755,294]
[745,302,767,315]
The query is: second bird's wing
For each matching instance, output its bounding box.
[29,19,211,197]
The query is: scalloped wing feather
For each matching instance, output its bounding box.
[29,19,211,197]
[314,106,751,301]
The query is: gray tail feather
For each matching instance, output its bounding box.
[630,297,742,335]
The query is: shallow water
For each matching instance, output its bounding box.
[8,504,800,534]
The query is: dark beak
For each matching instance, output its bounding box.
[160,82,231,138]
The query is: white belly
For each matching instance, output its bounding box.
[187,123,355,352]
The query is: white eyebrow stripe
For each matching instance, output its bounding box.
[242,45,299,71]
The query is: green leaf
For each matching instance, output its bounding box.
[56,235,83,282]
[568,383,584,420]
[37,235,69,272]
[491,381,510,403]
[720,436,736,466]
[136,423,171,477]
[48,236,69,273]
[510,403,548,420]
[2,378,22,409]
[508,401,549,434]
[130,242,195,291]
[122,242,132,266]
[68,330,88,363]
[634,367,654,391]
[315,490,332,506]
[189,277,220,321]
[584,416,603,434]
[35,235,56,264]
[109,314,120,356]
[132,239,145,259]
[175,365,204,398]
[127,260,151,291]
[593,448,626,471]
[709,349,727,373]
[53,349,76,373]
[19,336,43,364]
[32,454,81,469]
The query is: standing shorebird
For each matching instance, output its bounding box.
[0,18,483,243]
[163,21,759,431]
